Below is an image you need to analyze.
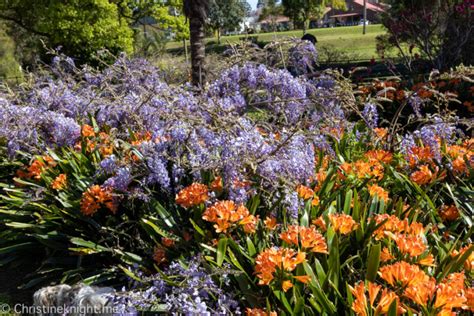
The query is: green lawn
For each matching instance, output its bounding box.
[167,25,388,60]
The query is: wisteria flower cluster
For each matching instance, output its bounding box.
[110,258,240,315]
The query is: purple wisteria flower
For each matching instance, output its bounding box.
[288,40,319,76]
[109,257,241,315]
[362,103,378,128]
[104,167,132,191]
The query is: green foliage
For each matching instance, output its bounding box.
[0,0,133,63]
[0,0,191,64]
[0,133,188,286]
[282,0,346,30]
[208,0,251,38]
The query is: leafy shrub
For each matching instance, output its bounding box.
[379,0,474,70]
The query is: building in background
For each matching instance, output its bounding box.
[322,0,386,27]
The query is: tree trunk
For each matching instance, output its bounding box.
[363,0,367,35]
[217,28,221,44]
[189,16,206,86]
[183,0,209,87]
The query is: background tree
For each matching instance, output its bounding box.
[379,0,473,70]
[129,1,189,58]
[0,0,134,64]
[259,0,283,32]
[0,0,189,65]
[208,0,251,43]
[183,0,210,86]
[282,0,346,33]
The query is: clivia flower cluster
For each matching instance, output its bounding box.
[255,247,309,291]
[202,200,258,234]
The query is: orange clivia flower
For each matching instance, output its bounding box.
[405,221,425,236]
[417,254,436,267]
[367,282,381,307]
[282,280,293,292]
[408,146,434,167]
[349,282,368,316]
[380,247,394,262]
[176,183,209,208]
[365,150,393,164]
[297,185,314,200]
[393,233,427,257]
[280,225,299,245]
[374,288,403,315]
[264,216,278,230]
[452,156,468,174]
[240,214,259,234]
[349,282,404,316]
[161,237,175,248]
[311,195,320,206]
[368,184,389,203]
[255,247,306,285]
[371,214,403,240]
[451,245,473,271]
[131,131,153,146]
[27,159,46,180]
[26,156,55,180]
[403,278,436,307]
[51,174,67,190]
[80,185,116,216]
[153,247,166,264]
[294,275,311,284]
[210,176,223,192]
[354,161,374,179]
[328,213,358,235]
[314,169,327,192]
[312,216,327,232]
[439,205,460,222]
[465,287,474,312]
[434,277,467,312]
[374,128,388,139]
[378,261,429,288]
[202,201,254,234]
[410,165,434,185]
[280,225,328,254]
[81,124,95,137]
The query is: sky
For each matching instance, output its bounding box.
[248,0,258,10]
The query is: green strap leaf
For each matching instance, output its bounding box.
[216,237,228,267]
[366,243,381,282]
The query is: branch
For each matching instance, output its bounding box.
[0,13,49,37]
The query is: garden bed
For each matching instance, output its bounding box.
[0,47,472,315]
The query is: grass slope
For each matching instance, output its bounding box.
[167,25,387,60]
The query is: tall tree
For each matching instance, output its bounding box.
[183,0,209,86]
[282,0,346,33]
[259,0,283,32]
[208,0,251,43]
[0,0,189,65]
[0,0,134,64]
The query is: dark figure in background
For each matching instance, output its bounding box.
[302,33,317,45]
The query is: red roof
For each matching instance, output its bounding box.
[260,15,290,24]
[330,13,361,18]
[353,0,385,12]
